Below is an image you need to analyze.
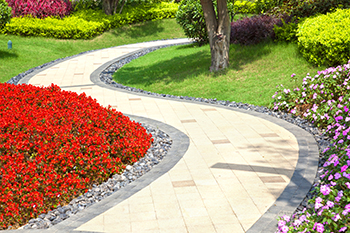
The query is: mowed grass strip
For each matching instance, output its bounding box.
[113,41,327,106]
[0,18,185,83]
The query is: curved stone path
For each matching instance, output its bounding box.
[14,39,319,233]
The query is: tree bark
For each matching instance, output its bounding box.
[103,0,119,15]
[200,0,231,71]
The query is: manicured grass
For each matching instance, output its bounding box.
[0,18,185,83]
[113,41,327,106]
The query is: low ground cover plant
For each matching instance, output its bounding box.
[0,2,178,39]
[272,61,350,232]
[6,0,73,18]
[0,83,153,229]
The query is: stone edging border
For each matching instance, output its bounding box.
[6,114,190,233]
[6,39,319,232]
[89,43,320,233]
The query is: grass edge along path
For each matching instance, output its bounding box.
[0,18,185,83]
[113,40,327,106]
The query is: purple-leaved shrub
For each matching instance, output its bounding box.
[272,61,350,232]
[230,14,280,45]
[5,0,73,18]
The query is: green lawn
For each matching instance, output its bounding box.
[113,41,327,106]
[1,16,327,106]
[0,18,185,83]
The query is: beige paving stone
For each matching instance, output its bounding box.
[131,220,159,232]
[214,224,245,233]
[26,39,301,233]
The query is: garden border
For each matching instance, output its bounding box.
[5,39,320,232]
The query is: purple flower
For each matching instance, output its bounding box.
[291,73,296,78]
[313,222,324,233]
[312,104,318,112]
[334,173,342,179]
[313,93,317,99]
[345,182,350,189]
[326,201,334,208]
[320,185,331,195]
[339,227,347,232]
[328,174,334,180]
[341,165,348,172]
[335,116,343,122]
[332,213,340,221]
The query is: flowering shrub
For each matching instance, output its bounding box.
[5,0,73,18]
[0,83,153,229]
[272,61,350,232]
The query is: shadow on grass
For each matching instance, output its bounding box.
[111,20,165,38]
[114,40,274,87]
[0,50,18,59]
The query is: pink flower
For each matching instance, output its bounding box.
[320,185,331,195]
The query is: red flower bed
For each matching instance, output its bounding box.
[0,83,153,229]
[5,0,72,18]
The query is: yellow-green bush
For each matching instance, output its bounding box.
[297,8,350,67]
[73,2,178,28]
[0,2,178,39]
[1,16,105,39]
[233,0,257,14]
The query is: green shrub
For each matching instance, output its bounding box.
[73,2,178,28]
[255,0,284,14]
[176,0,206,44]
[0,2,178,39]
[268,0,350,18]
[176,0,234,45]
[0,0,11,29]
[233,0,257,14]
[1,16,105,39]
[272,16,301,42]
[297,8,350,67]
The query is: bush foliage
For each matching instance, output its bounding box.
[268,0,350,18]
[5,0,73,18]
[230,14,280,45]
[0,0,11,29]
[1,15,105,39]
[1,2,178,39]
[0,83,153,229]
[272,15,300,42]
[297,8,350,67]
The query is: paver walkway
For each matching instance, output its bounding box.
[17,39,319,233]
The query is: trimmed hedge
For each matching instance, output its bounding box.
[0,0,11,29]
[1,16,105,39]
[297,8,350,67]
[0,2,178,39]
[73,2,178,29]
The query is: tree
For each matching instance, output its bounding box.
[102,0,126,15]
[102,0,118,15]
[200,0,231,71]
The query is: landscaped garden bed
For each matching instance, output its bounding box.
[0,83,153,229]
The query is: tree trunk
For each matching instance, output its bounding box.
[103,0,119,15]
[200,0,231,72]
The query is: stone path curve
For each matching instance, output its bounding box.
[14,38,319,233]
